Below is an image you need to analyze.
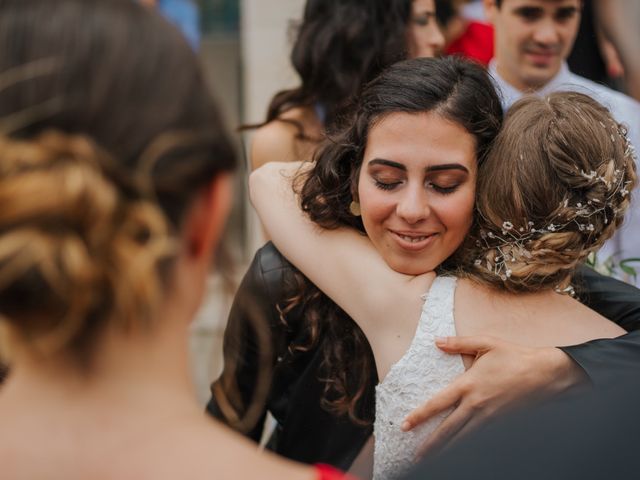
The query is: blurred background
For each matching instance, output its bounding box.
[186,0,305,404]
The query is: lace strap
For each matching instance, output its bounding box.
[417,276,457,337]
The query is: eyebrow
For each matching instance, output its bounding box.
[556,6,578,15]
[368,158,469,173]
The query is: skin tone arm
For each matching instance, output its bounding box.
[595,0,640,100]
[249,161,434,378]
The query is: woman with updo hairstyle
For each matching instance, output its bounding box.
[0,1,345,479]
[251,54,639,476]
[249,0,444,170]
[462,92,637,292]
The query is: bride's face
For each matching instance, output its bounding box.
[357,111,477,275]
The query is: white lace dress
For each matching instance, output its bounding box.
[373,276,465,480]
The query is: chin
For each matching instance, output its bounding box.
[386,256,439,276]
[523,66,560,88]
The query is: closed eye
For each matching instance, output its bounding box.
[374,179,402,191]
[429,182,459,195]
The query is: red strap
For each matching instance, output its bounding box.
[315,464,360,480]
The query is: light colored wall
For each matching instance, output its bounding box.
[240,0,306,254]
[190,0,308,405]
[241,0,305,124]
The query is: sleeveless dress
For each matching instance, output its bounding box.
[373,276,465,480]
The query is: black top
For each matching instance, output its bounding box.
[403,378,640,479]
[207,242,640,470]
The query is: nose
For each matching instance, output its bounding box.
[396,185,430,225]
[532,18,560,46]
[428,23,445,54]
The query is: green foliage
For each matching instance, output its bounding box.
[586,252,639,283]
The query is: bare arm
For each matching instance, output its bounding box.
[595,0,640,100]
[249,162,431,346]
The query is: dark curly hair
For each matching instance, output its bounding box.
[282,57,503,422]
[259,0,414,138]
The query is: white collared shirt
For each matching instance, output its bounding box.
[489,61,640,280]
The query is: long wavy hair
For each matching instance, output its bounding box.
[258,0,414,138]
[283,57,503,422]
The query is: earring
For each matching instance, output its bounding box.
[349,201,361,216]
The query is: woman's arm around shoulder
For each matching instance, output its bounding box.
[249,161,432,337]
[206,242,294,440]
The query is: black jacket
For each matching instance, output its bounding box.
[207,242,640,470]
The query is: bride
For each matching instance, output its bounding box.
[251,57,636,478]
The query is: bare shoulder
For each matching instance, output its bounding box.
[453,277,626,345]
[153,419,314,480]
[250,106,322,170]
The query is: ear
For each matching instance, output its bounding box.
[483,0,499,24]
[183,173,233,263]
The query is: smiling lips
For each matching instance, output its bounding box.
[389,229,438,251]
[524,47,559,65]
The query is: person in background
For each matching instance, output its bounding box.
[436,0,494,65]
[0,1,347,479]
[249,0,444,170]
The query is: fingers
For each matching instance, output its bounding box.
[435,335,502,355]
[414,403,471,459]
[402,383,462,431]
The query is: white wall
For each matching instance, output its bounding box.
[241,0,305,124]
[240,0,306,254]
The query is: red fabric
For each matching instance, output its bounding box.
[315,464,360,480]
[445,21,495,66]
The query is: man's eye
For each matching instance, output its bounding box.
[516,7,543,21]
[555,8,578,21]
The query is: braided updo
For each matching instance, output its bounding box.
[0,131,176,355]
[0,0,236,362]
[460,91,637,293]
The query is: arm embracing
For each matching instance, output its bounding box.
[206,245,287,441]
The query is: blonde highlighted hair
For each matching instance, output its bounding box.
[0,0,237,365]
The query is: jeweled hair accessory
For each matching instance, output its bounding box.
[474,123,636,292]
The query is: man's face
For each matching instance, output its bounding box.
[485,0,581,91]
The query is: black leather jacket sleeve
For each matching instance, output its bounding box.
[560,266,640,387]
[206,242,374,469]
[206,242,290,442]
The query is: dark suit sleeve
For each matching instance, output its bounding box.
[206,243,286,442]
[559,266,640,386]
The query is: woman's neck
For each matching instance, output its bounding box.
[1,316,199,419]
